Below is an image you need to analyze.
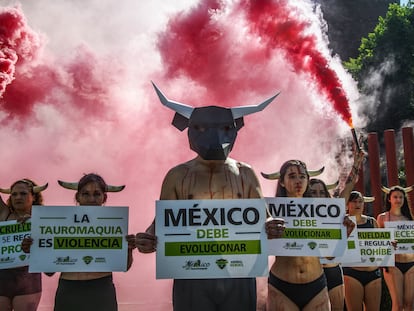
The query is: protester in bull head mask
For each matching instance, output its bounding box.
[0,179,48,311]
[136,82,283,311]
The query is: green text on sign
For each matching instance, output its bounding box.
[283,228,341,239]
[396,238,414,244]
[165,240,261,256]
[54,237,122,249]
[0,223,31,235]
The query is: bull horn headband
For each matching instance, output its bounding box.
[0,181,48,194]
[261,167,325,180]
[151,81,280,120]
[381,185,414,194]
[363,196,375,203]
[57,180,125,192]
[326,180,339,190]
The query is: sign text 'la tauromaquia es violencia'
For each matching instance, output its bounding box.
[29,205,129,273]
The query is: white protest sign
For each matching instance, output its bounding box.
[384,221,414,254]
[266,197,347,256]
[0,220,31,269]
[155,199,268,279]
[342,228,395,267]
[29,205,129,272]
[320,216,360,265]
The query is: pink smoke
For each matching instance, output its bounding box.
[0,1,359,310]
[0,5,41,101]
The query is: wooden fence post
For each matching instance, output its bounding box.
[368,133,382,217]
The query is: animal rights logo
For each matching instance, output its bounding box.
[308,242,317,250]
[216,259,228,269]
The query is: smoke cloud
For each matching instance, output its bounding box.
[0,0,363,309]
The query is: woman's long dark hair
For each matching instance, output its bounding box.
[7,179,44,208]
[384,186,413,220]
[77,173,107,193]
[275,160,311,197]
[309,178,331,198]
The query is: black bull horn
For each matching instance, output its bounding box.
[151,81,280,131]
[58,180,125,192]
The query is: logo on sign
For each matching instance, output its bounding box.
[0,257,13,263]
[216,259,228,269]
[95,257,106,263]
[318,243,329,249]
[54,256,77,265]
[283,242,303,250]
[230,260,244,267]
[182,259,210,270]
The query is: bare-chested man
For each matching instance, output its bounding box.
[136,83,283,311]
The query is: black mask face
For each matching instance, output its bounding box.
[151,82,279,160]
[188,106,238,160]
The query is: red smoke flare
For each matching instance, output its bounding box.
[241,0,353,126]
[158,0,353,127]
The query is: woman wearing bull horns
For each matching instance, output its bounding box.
[377,185,414,311]
[0,179,48,311]
[343,191,380,311]
[21,173,136,311]
[261,160,347,311]
[308,148,365,311]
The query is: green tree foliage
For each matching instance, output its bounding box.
[344,4,414,133]
[319,0,395,61]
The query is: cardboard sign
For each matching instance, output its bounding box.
[385,221,414,254]
[342,228,395,267]
[29,205,129,272]
[266,197,347,256]
[0,220,31,269]
[320,216,360,265]
[155,199,268,279]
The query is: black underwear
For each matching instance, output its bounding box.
[0,266,41,299]
[54,275,117,311]
[342,267,381,287]
[268,271,327,310]
[323,265,343,290]
[395,261,414,274]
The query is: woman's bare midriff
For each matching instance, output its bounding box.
[60,271,112,280]
[396,253,414,263]
[271,256,324,283]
